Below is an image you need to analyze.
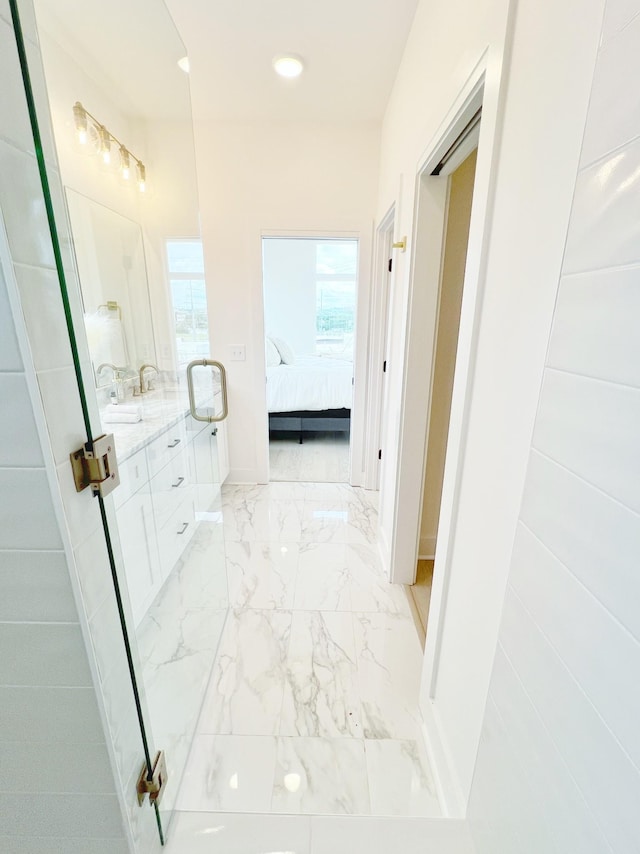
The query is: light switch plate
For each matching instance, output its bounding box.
[229,345,246,361]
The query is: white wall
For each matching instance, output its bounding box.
[191,119,380,482]
[374,0,606,810]
[263,237,318,356]
[469,0,640,848]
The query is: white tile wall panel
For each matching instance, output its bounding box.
[533,368,640,514]
[510,523,640,769]
[0,264,22,371]
[0,623,92,686]
[487,648,612,854]
[581,12,640,166]
[521,451,640,641]
[13,265,74,372]
[0,469,63,549]
[0,839,130,854]
[0,374,43,466]
[36,367,87,466]
[563,137,640,274]
[0,686,105,742]
[501,589,640,852]
[0,17,33,152]
[0,551,76,621]
[0,742,117,793]
[0,793,125,838]
[0,143,55,268]
[547,267,640,387]
[599,0,640,46]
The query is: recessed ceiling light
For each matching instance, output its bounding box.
[273,54,304,79]
[177,56,190,74]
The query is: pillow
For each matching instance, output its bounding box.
[272,336,296,365]
[265,337,281,367]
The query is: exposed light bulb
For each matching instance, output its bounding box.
[273,54,304,78]
[177,56,190,73]
[136,161,146,193]
[99,125,111,164]
[119,146,131,180]
[73,101,88,144]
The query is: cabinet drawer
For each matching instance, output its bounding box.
[157,494,196,581]
[146,420,188,479]
[149,451,194,526]
[114,448,149,509]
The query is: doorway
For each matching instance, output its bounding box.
[409,150,478,646]
[262,236,358,483]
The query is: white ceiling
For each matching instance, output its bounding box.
[163,0,420,122]
[34,0,419,124]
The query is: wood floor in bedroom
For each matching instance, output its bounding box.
[269,432,350,482]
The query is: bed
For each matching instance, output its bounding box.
[266,355,353,442]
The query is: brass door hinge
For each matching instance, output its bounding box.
[137,750,168,807]
[70,433,120,498]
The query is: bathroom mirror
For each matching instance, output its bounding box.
[66,189,157,385]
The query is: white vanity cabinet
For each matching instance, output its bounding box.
[114,412,220,627]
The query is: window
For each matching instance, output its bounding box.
[315,240,357,358]
[166,240,209,369]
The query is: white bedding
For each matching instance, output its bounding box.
[266,356,353,412]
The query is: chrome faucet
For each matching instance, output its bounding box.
[138,363,159,394]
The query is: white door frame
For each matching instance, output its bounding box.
[259,228,367,486]
[363,206,395,490]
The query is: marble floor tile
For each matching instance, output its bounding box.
[353,612,425,740]
[347,544,411,616]
[269,434,350,484]
[365,739,441,817]
[272,737,370,815]
[227,541,299,610]
[294,543,351,610]
[280,611,362,738]
[165,811,312,854]
[309,816,474,854]
[223,496,304,543]
[177,734,277,812]
[300,500,351,544]
[198,609,292,735]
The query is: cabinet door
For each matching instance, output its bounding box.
[192,427,218,513]
[117,490,159,626]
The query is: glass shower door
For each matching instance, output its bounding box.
[12,0,229,842]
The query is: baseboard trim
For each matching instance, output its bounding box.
[420,700,466,819]
[419,535,436,559]
[227,468,265,484]
[378,525,391,580]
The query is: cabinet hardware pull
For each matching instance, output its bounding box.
[171,476,184,488]
[167,438,181,448]
[177,522,189,535]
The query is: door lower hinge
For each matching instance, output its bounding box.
[378,449,382,460]
[70,433,120,498]
[137,750,168,807]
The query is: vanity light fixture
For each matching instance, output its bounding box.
[136,161,146,193]
[273,54,304,78]
[119,146,131,180]
[98,125,111,164]
[72,102,147,192]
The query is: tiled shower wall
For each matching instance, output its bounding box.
[469,0,640,850]
[0,2,160,851]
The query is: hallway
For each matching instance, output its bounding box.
[175,481,439,817]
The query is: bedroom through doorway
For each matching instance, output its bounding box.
[262,236,357,482]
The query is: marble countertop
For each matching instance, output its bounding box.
[101,381,219,462]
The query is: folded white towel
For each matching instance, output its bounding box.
[103,411,142,424]
[105,403,142,417]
